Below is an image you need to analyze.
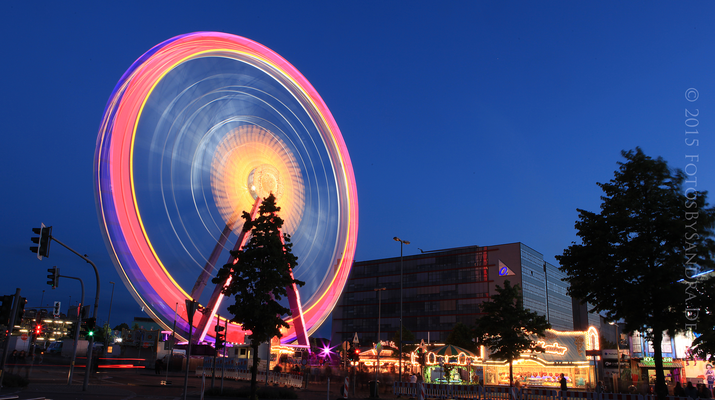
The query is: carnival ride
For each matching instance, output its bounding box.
[94,32,358,346]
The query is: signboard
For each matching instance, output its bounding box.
[353,332,359,344]
[603,359,628,369]
[21,333,28,341]
[586,349,600,356]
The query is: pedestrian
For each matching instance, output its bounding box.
[410,373,417,383]
[698,383,712,399]
[675,381,686,397]
[596,381,603,396]
[707,364,714,392]
[685,381,698,399]
[511,380,523,400]
[155,358,163,375]
[560,373,568,399]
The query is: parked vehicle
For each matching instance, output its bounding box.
[46,341,63,354]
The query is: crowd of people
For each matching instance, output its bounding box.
[673,381,713,399]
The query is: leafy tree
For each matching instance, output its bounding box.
[213,194,304,400]
[556,148,715,398]
[687,275,715,361]
[391,325,416,353]
[113,322,130,331]
[474,280,551,386]
[446,322,477,353]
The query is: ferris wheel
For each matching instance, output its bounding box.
[94,32,358,345]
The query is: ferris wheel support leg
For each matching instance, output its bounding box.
[191,218,236,300]
[285,279,309,347]
[195,198,261,343]
[278,230,309,347]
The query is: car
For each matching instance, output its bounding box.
[46,341,63,354]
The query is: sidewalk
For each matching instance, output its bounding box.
[0,365,387,400]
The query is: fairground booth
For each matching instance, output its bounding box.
[482,327,599,389]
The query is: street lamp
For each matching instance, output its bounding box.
[106,281,116,352]
[374,287,386,397]
[107,282,116,329]
[393,237,410,383]
[609,321,621,391]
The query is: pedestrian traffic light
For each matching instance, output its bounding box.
[0,295,13,326]
[46,267,60,289]
[347,344,355,361]
[214,321,225,349]
[85,317,96,337]
[215,332,225,349]
[30,224,52,259]
[67,321,77,338]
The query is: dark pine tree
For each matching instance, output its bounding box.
[213,194,304,400]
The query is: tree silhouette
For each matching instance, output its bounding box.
[446,322,477,353]
[213,194,304,400]
[474,280,551,386]
[557,148,715,398]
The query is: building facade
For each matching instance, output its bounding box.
[331,243,576,345]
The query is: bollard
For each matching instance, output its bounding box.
[418,382,424,400]
[344,377,349,399]
[327,377,330,400]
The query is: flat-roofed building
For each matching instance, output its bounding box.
[331,242,578,345]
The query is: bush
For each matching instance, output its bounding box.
[2,373,29,387]
[204,385,298,398]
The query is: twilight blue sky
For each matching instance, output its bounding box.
[1,2,714,340]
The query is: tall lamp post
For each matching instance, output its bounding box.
[106,281,116,352]
[107,282,116,327]
[609,321,621,391]
[374,287,386,397]
[393,237,410,383]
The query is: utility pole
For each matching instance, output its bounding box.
[0,289,22,389]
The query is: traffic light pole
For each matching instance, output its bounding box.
[0,289,22,389]
[61,275,84,386]
[49,236,100,392]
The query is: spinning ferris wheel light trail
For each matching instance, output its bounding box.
[94,32,358,346]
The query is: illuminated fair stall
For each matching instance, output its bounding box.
[482,327,599,388]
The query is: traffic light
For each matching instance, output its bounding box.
[34,322,43,336]
[67,321,77,338]
[85,317,96,337]
[30,224,52,259]
[0,295,13,326]
[215,332,225,349]
[347,344,355,362]
[15,297,26,324]
[53,301,61,316]
[215,323,225,349]
[353,347,360,362]
[46,267,60,289]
